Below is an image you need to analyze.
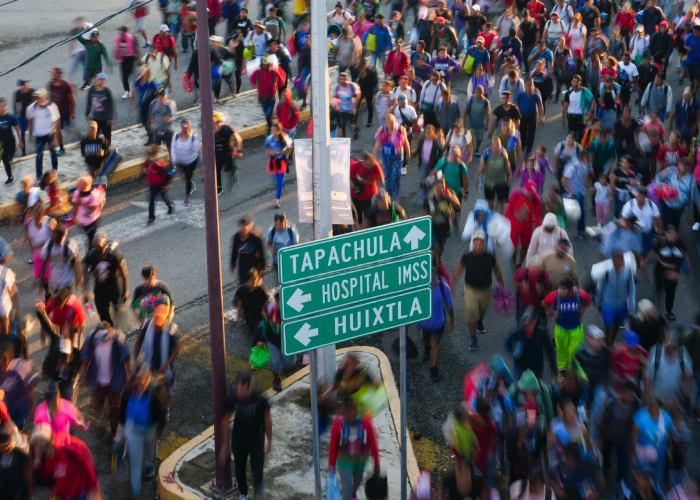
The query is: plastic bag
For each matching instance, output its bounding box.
[442,412,478,458]
[655,182,679,201]
[492,286,516,317]
[352,383,389,419]
[182,73,194,93]
[637,132,653,153]
[249,346,271,370]
[564,197,581,221]
[364,471,388,500]
[326,473,341,500]
[647,182,660,205]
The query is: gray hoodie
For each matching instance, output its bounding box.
[525,212,573,264]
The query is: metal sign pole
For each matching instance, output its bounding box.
[400,325,408,500]
[309,350,323,499]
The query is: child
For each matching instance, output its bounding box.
[641,109,665,176]
[374,79,393,124]
[534,144,554,192]
[390,10,405,41]
[517,157,544,194]
[594,172,610,227]
[600,56,618,80]
[543,185,567,229]
[581,117,601,149]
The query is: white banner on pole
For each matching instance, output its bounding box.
[294,138,353,224]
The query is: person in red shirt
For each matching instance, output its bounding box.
[513,255,552,318]
[143,145,175,224]
[504,180,542,267]
[132,0,150,48]
[250,54,286,133]
[657,130,687,172]
[30,423,99,500]
[470,398,497,476]
[350,151,385,225]
[45,288,86,340]
[152,24,179,70]
[527,0,547,29]
[384,39,410,86]
[46,67,76,156]
[274,88,299,137]
[611,329,647,393]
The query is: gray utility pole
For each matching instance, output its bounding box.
[194,0,233,492]
[310,0,337,410]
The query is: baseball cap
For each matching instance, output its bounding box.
[17,78,30,85]
[435,16,445,23]
[472,229,486,241]
[95,72,107,80]
[213,111,224,122]
[395,38,403,44]
[398,94,407,102]
[587,325,605,340]
[557,238,571,247]
[160,24,170,32]
[210,35,224,43]
[642,50,652,58]
[34,88,47,99]
[155,87,167,96]
[48,67,63,74]
[181,118,191,126]
[660,20,668,27]
[91,30,99,37]
[239,216,252,226]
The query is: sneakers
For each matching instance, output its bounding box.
[275,199,281,208]
[476,320,486,334]
[217,186,223,196]
[578,232,587,239]
[80,83,90,90]
[56,148,65,157]
[147,218,156,225]
[272,378,282,391]
[366,121,373,128]
[143,466,155,479]
[401,167,408,175]
[122,91,131,99]
[184,196,190,206]
[142,42,150,48]
[469,337,477,351]
[474,152,481,158]
[430,366,439,383]
[27,258,33,264]
[4,177,13,186]
[693,222,700,231]
[422,347,431,361]
[167,206,175,215]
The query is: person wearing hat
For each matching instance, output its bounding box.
[640,72,672,121]
[650,20,673,67]
[11,79,34,156]
[362,13,393,76]
[85,72,116,144]
[244,20,273,59]
[451,228,505,350]
[114,26,140,100]
[621,185,663,255]
[46,67,76,156]
[142,44,172,90]
[0,97,23,186]
[385,38,410,85]
[250,54,286,133]
[630,26,650,66]
[505,306,557,379]
[431,17,458,56]
[263,6,287,42]
[76,29,112,91]
[25,88,61,182]
[668,86,700,150]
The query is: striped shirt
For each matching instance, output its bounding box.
[514,90,542,118]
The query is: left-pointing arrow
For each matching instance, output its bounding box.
[294,322,319,346]
[286,288,312,312]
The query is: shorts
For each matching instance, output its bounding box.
[470,126,485,142]
[433,231,449,247]
[59,113,71,129]
[267,342,297,373]
[134,16,144,32]
[421,325,445,340]
[463,284,492,323]
[602,302,628,328]
[510,226,533,246]
[484,183,510,201]
[151,129,174,146]
[688,63,700,81]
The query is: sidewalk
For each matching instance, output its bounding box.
[157,347,419,500]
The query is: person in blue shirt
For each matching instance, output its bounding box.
[684,25,700,95]
[130,66,159,129]
[528,39,554,72]
[465,36,491,76]
[0,98,23,185]
[418,264,454,383]
[362,14,393,74]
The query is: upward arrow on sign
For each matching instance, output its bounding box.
[286,288,312,312]
[403,225,426,250]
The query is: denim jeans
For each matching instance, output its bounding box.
[35,134,58,178]
[603,439,629,480]
[273,172,286,200]
[69,52,86,80]
[339,467,365,500]
[149,184,174,220]
[125,424,157,497]
[456,24,468,57]
[169,21,180,41]
[370,51,387,76]
[575,193,586,234]
[661,201,684,229]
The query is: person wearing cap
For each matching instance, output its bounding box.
[464,35,491,77]
[431,17,458,56]
[147,87,176,158]
[25,88,61,181]
[46,67,76,156]
[83,232,129,327]
[668,86,700,150]
[114,26,140,100]
[12,79,34,156]
[244,20,273,59]
[223,372,272,498]
[0,97,24,186]
[250,54,286,133]
[630,26,650,67]
[267,38,292,94]
[263,6,287,42]
[76,29,112,91]
[142,44,172,90]
[84,72,116,146]
[649,20,673,67]
[34,380,86,448]
[171,118,201,205]
[385,38,410,85]
[115,362,167,494]
[621,185,663,255]
[505,306,557,379]
[392,92,418,141]
[451,228,505,350]
[363,13,393,76]
[628,299,666,353]
[641,72,673,121]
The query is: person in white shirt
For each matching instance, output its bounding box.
[170,118,201,206]
[0,237,18,338]
[552,0,574,26]
[393,95,418,137]
[327,2,355,27]
[26,89,60,182]
[543,12,568,50]
[617,52,639,108]
[244,21,273,58]
[390,76,418,109]
[621,186,663,256]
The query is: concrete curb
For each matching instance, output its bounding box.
[0,101,311,221]
[157,346,420,500]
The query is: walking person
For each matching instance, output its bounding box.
[21,204,55,283]
[264,122,292,209]
[147,88,176,159]
[85,73,116,144]
[223,372,272,500]
[451,230,505,351]
[26,89,60,182]
[419,263,455,383]
[373,114,411,202]
[213,113,242,196]
[475,135,513,213]
[171,119,200,206]
[250,54,286,134]
[114,26,139,100]
[561,75,596,143]
[234,268,269,339]
[259,291,297,391]
[350,151,384,226]
[419,71,447,129]
[230,217,266,285]
[79,322,131,441]
[83,232,130,327]
[333,72,359,139]
[562,151,593,239]
[12,79,33,156]
[143,145,175,225]
[80,121,109,178]
[76,30,112,90]
[71,175,106,247]
[640,72,672,121]
[514,78,544,155]
[596,248,635,347]
[504,307,558,379]
[363,13,393,77]
[267,212,298,270]
[0,97,24,185]
[47,67,76,157]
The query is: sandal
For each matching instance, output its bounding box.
[666,311,676,321]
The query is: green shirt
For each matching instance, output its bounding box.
[481,150,509,188]
[587,140,617,176]
[435,158,467,194]
[77,37,112,70]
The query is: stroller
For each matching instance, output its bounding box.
[327,24,342,66]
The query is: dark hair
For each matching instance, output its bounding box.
[236,371,252,385]
[508,69,517,78]
[563,443,582,461]
[241,6,248,12]
[476,398,491,418]
[658,72,666,80]
[141,265,156,278]
[0,98,6,104]
[559,277,574,289]
[625,214,638,226]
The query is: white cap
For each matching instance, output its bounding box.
[160,24,170,32]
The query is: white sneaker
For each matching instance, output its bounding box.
[693,222,700,231]
[122,91,130,99]
[401,167,407,175]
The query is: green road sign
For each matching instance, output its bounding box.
[280,252,433,320]
[282,287,433,356]
[277,217,433,284]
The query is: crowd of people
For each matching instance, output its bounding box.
[4,0,700,498]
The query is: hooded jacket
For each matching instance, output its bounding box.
[525,213,573,264]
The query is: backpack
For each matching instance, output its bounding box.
[653,342,685,382]
[340,419,367,457]
[269,225,296,244]
[45,238,72,263]
[156,33,175,57]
